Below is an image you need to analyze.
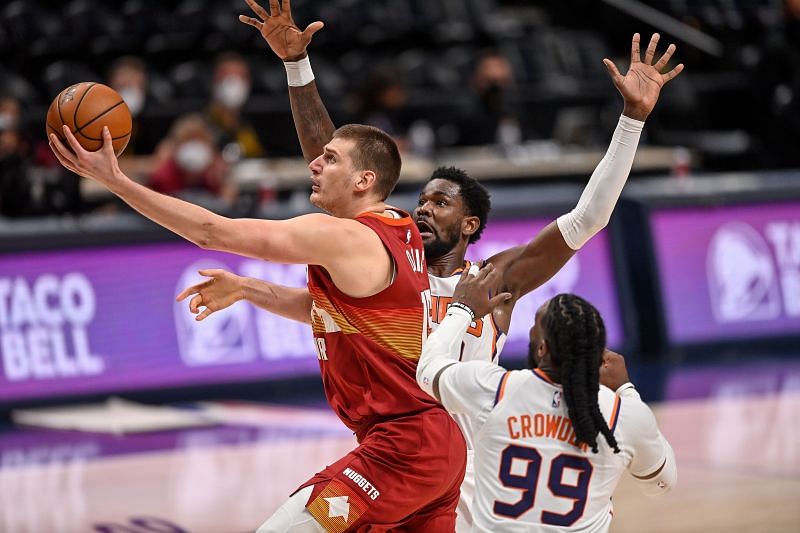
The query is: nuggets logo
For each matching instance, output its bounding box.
[307,480,367,533]
[174,261,257,366]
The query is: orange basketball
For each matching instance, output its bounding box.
[46,82,132,156]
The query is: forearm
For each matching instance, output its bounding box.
[556,115,643,250]
[285,56,336,162]
[242,277,312,325]
[110,171,226,249]
[417,306,472,400]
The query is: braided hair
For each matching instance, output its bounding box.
[540,294,620,453]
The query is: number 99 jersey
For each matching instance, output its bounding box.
[436,362,674,532]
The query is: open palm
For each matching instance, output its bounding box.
[604,33,684,121]
[239,0,323,61]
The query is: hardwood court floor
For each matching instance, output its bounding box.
[0,394,798,532]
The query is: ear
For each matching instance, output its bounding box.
[461,215,481,239]
[355,170,377,193]
[538,339,548,357]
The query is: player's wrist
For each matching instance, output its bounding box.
[621,104,649,122]
[448,301,476,322]
[283,51,308,62]
[284,55,315,87]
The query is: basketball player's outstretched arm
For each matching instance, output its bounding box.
[487,33,684,301]
[49,127,389,296]
[418,265,511,412]
[240,0,334,162]
[176,269,312,324]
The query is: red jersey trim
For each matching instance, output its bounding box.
[357,210,414,226]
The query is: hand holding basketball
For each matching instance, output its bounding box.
[49,125,127,191]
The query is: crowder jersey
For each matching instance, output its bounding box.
[438,361,672,532]
[307,210,440,437]
[428,260,507,450]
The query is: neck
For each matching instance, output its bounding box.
[539,362,562,385]
[427,241,469,277]
[331,198,389,219]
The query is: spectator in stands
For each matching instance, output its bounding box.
[458,50,523,147]
[354,68,412,148]
[0,94,81,216]
[149,114,236,204]
[205,52,265,160]
[108,56,158,155]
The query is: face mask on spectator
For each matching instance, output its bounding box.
[214,76,250,109]
[118,87,145,117]
[0,112,18,131]
[175,140,213,173]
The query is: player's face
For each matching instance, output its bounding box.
[308,138,360,213]
[413,179,467,260]
[527,303,549,369]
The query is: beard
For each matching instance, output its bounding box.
[424,230,460,261]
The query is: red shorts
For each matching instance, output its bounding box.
[296,408,466,532]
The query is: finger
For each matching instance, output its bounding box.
[196,307,214,321]
[282,0,291,14]
[476,263,494,281]
[238,15,263,29]
[102,126,115,155]
[189,294,204,314]
[653,43,676,71]
[643,33,660,65]
[197,269,223,278]
[630,33,641,64]
[662,63,685,83]
[602,59,624,86]
[176,283,202,301]
[268,0,280,16]
[302,20,324,40]
[488,292,513,308]
[245,0,269,20]
[49,134,79,168]
[62,125,85,156]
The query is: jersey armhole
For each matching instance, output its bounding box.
[493,371,512,407]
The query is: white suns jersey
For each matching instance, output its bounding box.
[428,262,507,451]
[437,363,671,533]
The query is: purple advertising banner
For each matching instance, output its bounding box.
[466,220,623,356]
[651,202,800,343]
[0,218,622,403]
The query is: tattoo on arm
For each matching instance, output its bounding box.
[288,82,336,162]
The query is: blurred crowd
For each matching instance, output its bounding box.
[1,0,799,218]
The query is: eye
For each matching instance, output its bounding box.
[325,153,335,163]
[417,199,425,207]
[436,200,447,207]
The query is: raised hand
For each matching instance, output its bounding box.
[452,264,512,319]
[599,349,631,392]
[49,126,126,190]
[603,33,684,121]
[176,269,246,321]
[239,0,323,61]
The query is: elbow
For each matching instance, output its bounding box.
[195,220,224,250]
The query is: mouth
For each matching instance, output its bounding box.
[416,220,435,239]
[310,177,320,193]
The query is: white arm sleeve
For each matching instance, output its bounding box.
[417,306,505,423]
[417,306,473,400]
[556,115,644,250]
[618,387,677,498]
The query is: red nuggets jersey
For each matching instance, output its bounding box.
[301,210,466,531]
[307,210,437,435]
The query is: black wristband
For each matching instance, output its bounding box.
[448,301,476,321]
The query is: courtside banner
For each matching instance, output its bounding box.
[0,219,623,402]
[650,201,800,343]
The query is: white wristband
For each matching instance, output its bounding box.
[284,55,315,87]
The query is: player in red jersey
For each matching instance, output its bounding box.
[49,86,464,533]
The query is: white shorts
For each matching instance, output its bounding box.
[456,450,475,533]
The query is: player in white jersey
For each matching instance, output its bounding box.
[179,4,684,527]
[417,265,676,532]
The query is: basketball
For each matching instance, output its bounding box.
[46,82,132,156]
